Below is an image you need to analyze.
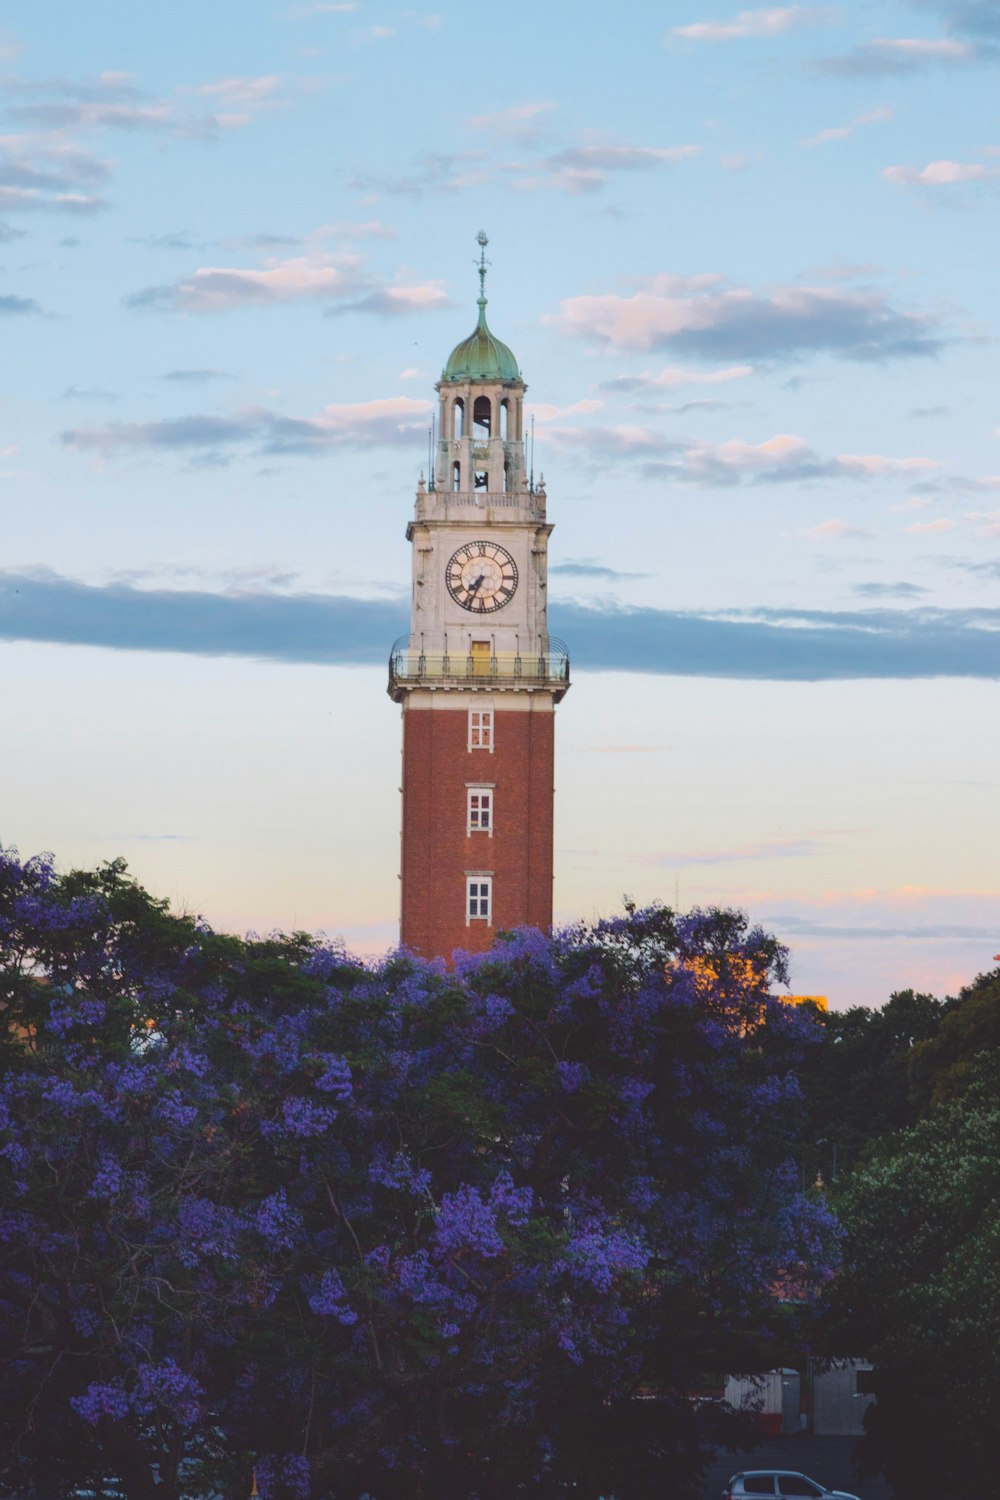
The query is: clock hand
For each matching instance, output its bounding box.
[467,574,486,595]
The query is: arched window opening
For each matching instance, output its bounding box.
[500,399,510,441]
[452,461,461,493]
[473,396,491,440]
[503,461,509,493]
[474,469,489,490]
[453,398,464,440]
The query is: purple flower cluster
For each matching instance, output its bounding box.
[253,1188,303,1251]
[307,1268,358,1325]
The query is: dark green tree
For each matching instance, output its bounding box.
[908,967,1000,1110]
[795,989,943,1182]
[830,1053,1000,1499]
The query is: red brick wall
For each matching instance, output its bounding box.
[400,700,555,961]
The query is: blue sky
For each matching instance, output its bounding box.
[2,0,999,1005]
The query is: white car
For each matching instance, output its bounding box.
[723,1471,862,1500]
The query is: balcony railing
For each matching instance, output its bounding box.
[415,490,545,519]
[388,636,570,701]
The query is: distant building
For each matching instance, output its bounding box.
[725,1369,801,1436]
[811,1358,876,1437]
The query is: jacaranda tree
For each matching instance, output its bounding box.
[0,849,837,1500]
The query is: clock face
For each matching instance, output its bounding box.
[446,541,519,613]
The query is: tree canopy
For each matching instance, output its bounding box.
[0,850,836,1500]
[831,1055,1000,1499]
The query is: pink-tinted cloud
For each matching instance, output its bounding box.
[127,250,447,316]
[466,102,557,142]
[673,5,835,41]
[503,142,701,195]
[819,35,977,73]
[883,158,999,185]
[801,519,874,540]
[548,273,942,363]
[601,364,754,393]
[544,423,937,487]
[61,397,433,458]
[802,104,892,147]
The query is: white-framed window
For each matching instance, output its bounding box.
[468,708,493,751]
[467,787,493,835]
[466,875,492,924]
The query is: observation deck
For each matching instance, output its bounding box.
[388,636,570,703]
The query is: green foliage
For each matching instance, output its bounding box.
[795,989,943,1182]
[831,1059,1000,1498]
[909,968,1000,1110]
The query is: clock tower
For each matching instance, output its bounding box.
[388,235,570,960]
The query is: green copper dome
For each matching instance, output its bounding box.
[443,237,521,383]
[443,295,521,383]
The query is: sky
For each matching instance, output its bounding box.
[2,0,999,1007]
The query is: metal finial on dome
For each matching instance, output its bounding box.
[476,230,489,306]
[442,234,520,382]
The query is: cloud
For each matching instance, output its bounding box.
[128,251,366,311]
[549,560,648,580]
[349,151,490,197]
[466,102,556,143]
[61,397,433,459]
[8,70,291,137]
[678,436,935,485]
[529,399,604,421]
[853,581,929,598]
[917,0,1000,39]
[547,424,937,486]
[801,105,892,147]
[0,219,26,242]
[278,1,357,15]
[819,35,977,74]
[954,557,1000,578]
[883,159,999,185]
[355,137,698,198]
[600,364,753,392]
[0,130,110,213]
[966,509,1000,537]
[0,293,41,315]
[128,248,447,317]
[159,368,234,383]
[648,837,822,865]
[502,142,701,194]
[912,472,1000,497]
[548,274,943,363]
[801,519,873,540]
[907,518,958,533]
[4,572,1000,682]
[764,909,1000,943]
[61,384,117,400]
[325,281,449,317]
[673,5,835,40]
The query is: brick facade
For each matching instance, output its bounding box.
[400,697,555,960]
